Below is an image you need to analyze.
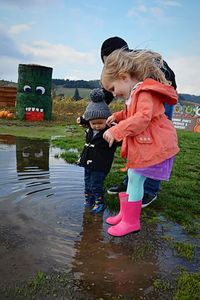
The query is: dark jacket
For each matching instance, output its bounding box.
[78,126,117,174]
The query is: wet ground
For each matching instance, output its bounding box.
[0,135,199,300]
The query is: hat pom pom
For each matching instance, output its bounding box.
[89,88,105,103]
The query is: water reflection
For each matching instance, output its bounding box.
[16,137,49,172]
[0,134,84,285]
[16,137,51,197]
[72,208,160,299]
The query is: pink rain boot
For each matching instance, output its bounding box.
[107,200,142,237]
[106,192,128,225]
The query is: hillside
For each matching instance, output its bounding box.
[54,86,91,99]
[179,93,200,104]
[0,79,199,103]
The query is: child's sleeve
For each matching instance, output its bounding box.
[113,107,127,123]
[79,116,89,127]
[109,91,154,141]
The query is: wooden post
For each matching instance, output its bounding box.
[0,86,17,107]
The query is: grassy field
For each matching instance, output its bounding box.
[51,126,200,234]
[0,96,124,123]
[55,86,91,98]
[0,102,199,299]
[1,116,199,235]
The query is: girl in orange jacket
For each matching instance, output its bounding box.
[101,49,180,237]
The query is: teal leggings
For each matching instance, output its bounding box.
[127,169,146,202]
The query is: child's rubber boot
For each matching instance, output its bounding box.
[91,196,105,214]
[106,192,128,225]
[84,194,95,207]
[107,200,142,237]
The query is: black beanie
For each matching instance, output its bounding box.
[100,36,129,62]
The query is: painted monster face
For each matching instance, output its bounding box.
[16,64,53,121]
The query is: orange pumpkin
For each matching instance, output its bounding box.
[7,112,14,119]
[0,111,4,118]
[2,110,7,118]
[0,110,13,118]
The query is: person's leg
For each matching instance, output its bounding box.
[107,174,128,195]
[90,171,107,213]
[144,178,160,195]
[142,102,174,207]
[126,169,146,201]
[164,102,174,120]
[84,168,95,206]
[123,174,128,186]
[106,192,128,225]
[108,170,146,236]
[142,178,160,207]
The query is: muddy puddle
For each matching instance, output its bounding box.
[0,135,199,300]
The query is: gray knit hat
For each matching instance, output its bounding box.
[84,88,111,121]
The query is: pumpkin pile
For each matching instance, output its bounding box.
[0,109,14,119]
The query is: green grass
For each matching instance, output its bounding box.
[173,271,200,300]
[10,271,79,299]
[153,279,171,292]
[55,86,91,98]
[173,241,195,260]
[106,131,200,234]
[155,130,200,234]
[0,119,67,139]
[163,236,195,260]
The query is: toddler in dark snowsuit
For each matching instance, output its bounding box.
[78,88,117,214]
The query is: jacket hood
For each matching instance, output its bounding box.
[135,78,178,105]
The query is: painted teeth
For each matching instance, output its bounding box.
[25,107,44,112]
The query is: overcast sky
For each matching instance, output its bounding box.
[0,0,200,95]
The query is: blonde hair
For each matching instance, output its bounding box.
[101,48,170,85]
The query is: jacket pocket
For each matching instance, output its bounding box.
[135,132,153,144]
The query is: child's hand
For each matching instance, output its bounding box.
[76,117,81,124]
[103,130,115,147]
[106,115,116,127]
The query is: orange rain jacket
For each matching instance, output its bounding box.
[108,79,180,169]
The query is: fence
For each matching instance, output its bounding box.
[0,86,17,107]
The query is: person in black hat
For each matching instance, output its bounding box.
[77,88,118,214]
[78,36,177,208]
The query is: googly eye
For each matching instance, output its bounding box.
[36,86,45,95]
[23,85,32,93]
[35,149,43,158]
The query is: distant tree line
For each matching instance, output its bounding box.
[1,79,200,103]
[52,79,100,89]
[179,93,200,104]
